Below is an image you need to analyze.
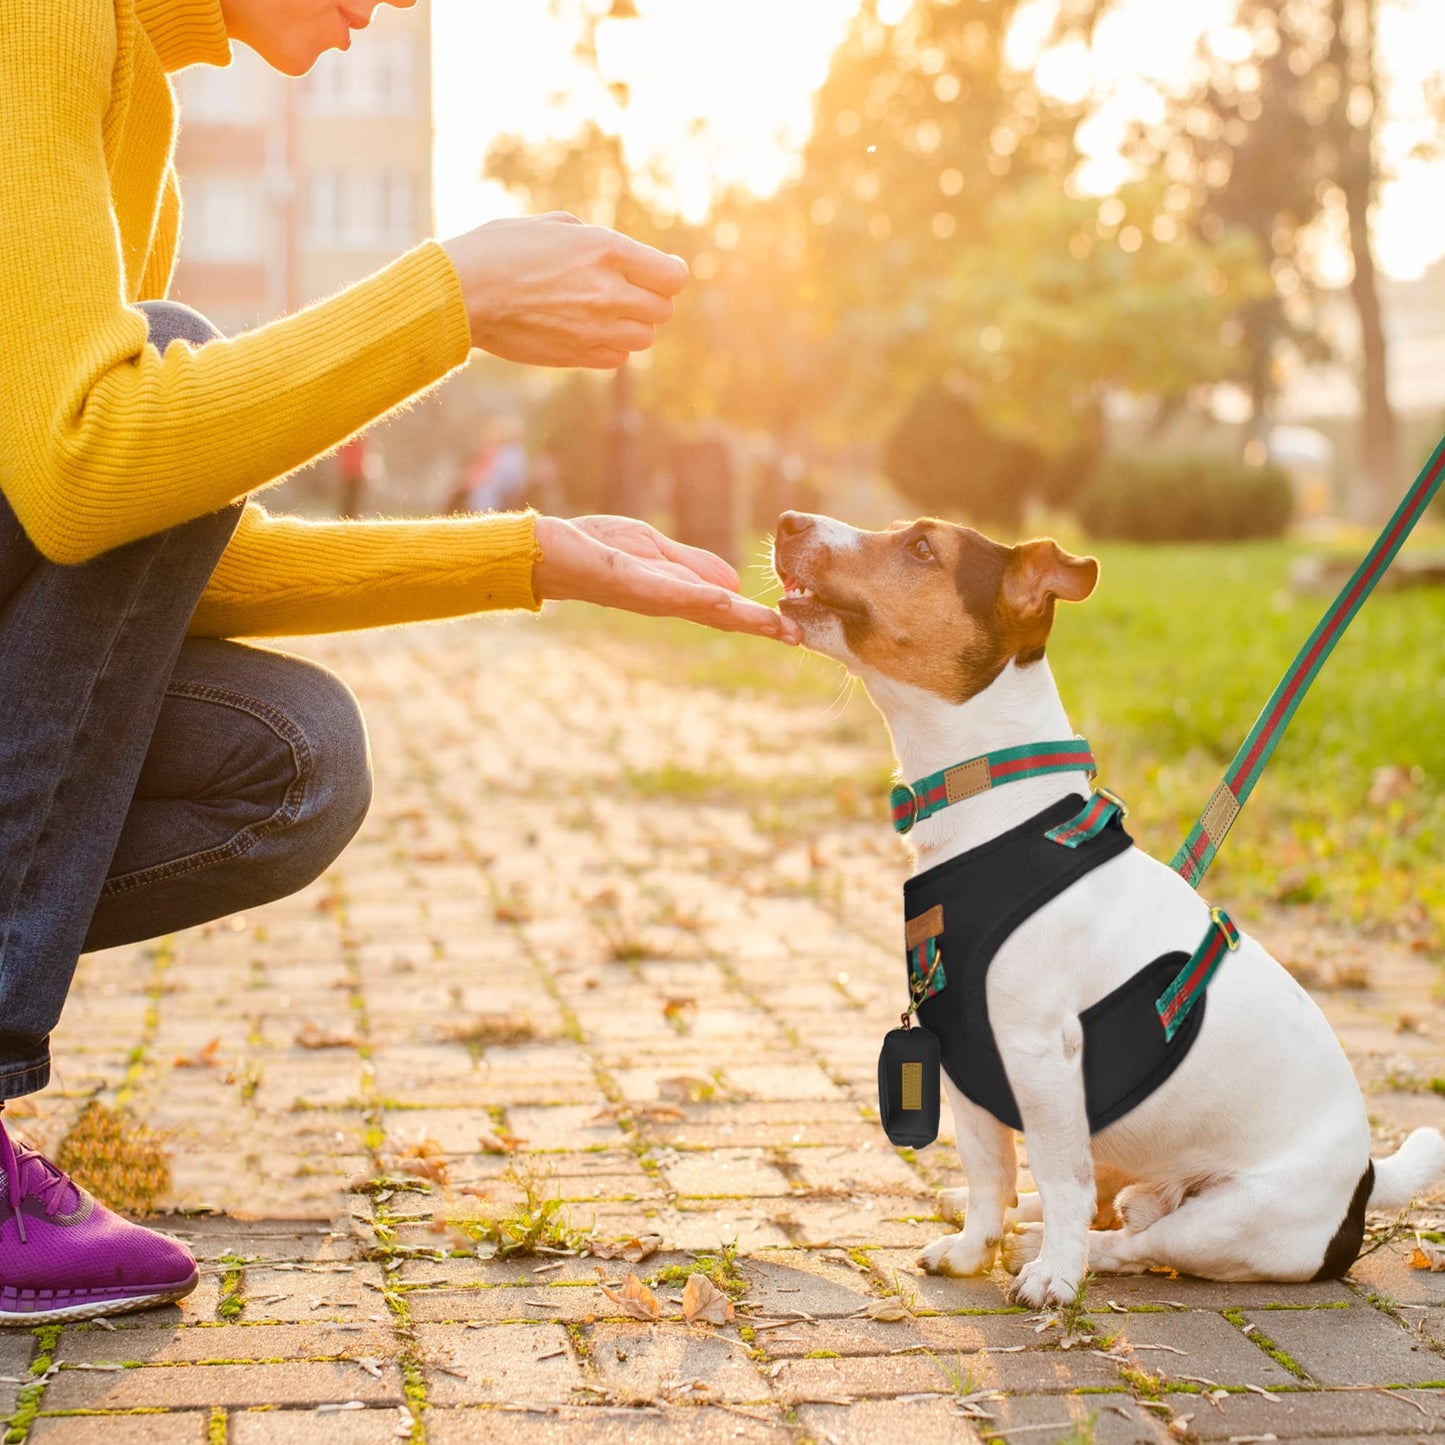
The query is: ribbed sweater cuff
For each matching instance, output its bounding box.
[135,0,231,70]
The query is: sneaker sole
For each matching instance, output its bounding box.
[0,1269,199,1326]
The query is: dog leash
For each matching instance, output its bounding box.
[1172,432,1445,888]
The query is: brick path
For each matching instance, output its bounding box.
[5,617,1443,1444]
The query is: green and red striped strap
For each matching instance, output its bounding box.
[1157,908,1240,1040]
[1171,432,1445,889]
[890,740,1096,834]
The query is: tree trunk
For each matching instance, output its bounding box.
[1333,0,1398,521]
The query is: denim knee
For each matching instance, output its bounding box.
[282,655,374,886]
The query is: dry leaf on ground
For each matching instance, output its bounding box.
[478,1131,527,1155]
[856,1296,911,1322]
[1408,1239,1445,1271]
[173,1038,221,1069]
[586,1234,663,1264]
[681,1272,734,1325]
[596,1269,662,1321]
[395,1140,449,1186]
[657,1075,716,1103]
[295,1021,359,1050]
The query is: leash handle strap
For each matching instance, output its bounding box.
[1171,433,1445,889]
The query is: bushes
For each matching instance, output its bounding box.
[1077,456,1292,542]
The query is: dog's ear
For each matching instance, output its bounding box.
[1003,540,1099,615]
[1001,540,1098,657]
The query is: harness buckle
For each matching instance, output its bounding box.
[893,781,921,834]
[1094,785,1129,819]
[1210,907,1240,950]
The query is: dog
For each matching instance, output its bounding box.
[772,509,1445,1307]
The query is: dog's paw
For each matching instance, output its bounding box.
[1008,1257,1082,1310]
[917,1231,995,1277]
[999,1222,1044,1275]
[938,1187,969,1225]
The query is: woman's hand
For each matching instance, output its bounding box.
[532,516,800,644]
[441,214,687,369]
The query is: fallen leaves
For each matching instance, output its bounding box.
[657,1075,716,1103]
[295,1021,359,1050]
[478,1130,527,1155]
[597,1270,662,1321]
[681,1273,734,1325]
[1407,1237,1445,1271]
[394,1139,448,1187]
[854,1296,911,1322]
[585,1234,662,1264]
[173,1037,222,1069]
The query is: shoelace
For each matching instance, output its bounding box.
[0,1118,76,1245]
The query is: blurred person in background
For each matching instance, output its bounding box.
[0,0,798,1324]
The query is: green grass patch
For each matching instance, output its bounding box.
[651,1241,750,1299]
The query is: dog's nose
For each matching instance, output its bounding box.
[776,511,815,541]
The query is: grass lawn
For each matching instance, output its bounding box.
[544,534,1445,958]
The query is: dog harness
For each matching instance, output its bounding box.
[883,741,1240,1140]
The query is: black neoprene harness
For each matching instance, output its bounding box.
[904,795,1209,1134]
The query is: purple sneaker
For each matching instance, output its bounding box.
[0,1114,198,1324]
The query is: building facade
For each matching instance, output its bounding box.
[170,2,434,337]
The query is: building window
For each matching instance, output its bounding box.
[302,37,417,116]
[183,177,266,262]
[176,47,270,122]
[306,169,416,251]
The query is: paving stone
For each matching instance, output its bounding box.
[795,1397,986,1443]
[426,1404,797,1444]
[1078,1271,1357,1309]
[29,1415,208,1443]
[657,1148,793,1198]
[232,1263,391,1322]
[944,1392,1169,1445]
[1242,1306,1445,1385]
[228,1408,415,1444]
[741,1249,883,1316]
[587,1321,772,1403]
[1100,1308,1300,1387]
[414,1323,583,1404]
[1162,1387,1445,1438]
[1351,1241,1445,1307]
[55,1321,397,1366]
[40,1359,404,1411]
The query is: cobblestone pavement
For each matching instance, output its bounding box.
[5,618,1444,1444]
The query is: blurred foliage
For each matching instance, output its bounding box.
[484,0,1271,484]
[1078,456,1294,541]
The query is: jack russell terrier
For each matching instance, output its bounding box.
[772,510,1445,1307]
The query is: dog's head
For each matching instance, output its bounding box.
[771,512,1098,704]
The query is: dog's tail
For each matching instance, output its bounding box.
[1368,1128,1445,1211]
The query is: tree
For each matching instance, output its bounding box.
[1066,0,1430,517]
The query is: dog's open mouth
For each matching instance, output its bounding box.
[778,573,867,619]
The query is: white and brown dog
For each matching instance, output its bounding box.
[773,510,1445,1306]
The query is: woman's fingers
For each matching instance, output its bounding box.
[615,238,689,297]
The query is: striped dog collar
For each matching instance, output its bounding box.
[890,739,1097,834]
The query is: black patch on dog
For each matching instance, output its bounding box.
[953,528,1011,620]
[1311,1161,1374,1280]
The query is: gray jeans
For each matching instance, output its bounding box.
[0,302,373,1099]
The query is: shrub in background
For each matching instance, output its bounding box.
[1077,456,1292,542]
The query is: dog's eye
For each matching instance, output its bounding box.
[909,536,935,561]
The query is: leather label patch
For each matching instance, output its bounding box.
[1201,783,1241,843]
[944,757,991,803]
[901,1061,923,1111]
[905,904,944,950]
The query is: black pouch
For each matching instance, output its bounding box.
[877,1023,941,1148]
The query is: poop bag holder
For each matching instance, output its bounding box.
[877,1021,940,1148]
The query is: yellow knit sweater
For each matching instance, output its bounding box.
[0,0,543,636]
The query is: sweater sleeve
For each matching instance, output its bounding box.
[0,0,474,566]
[188,503,544,638]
